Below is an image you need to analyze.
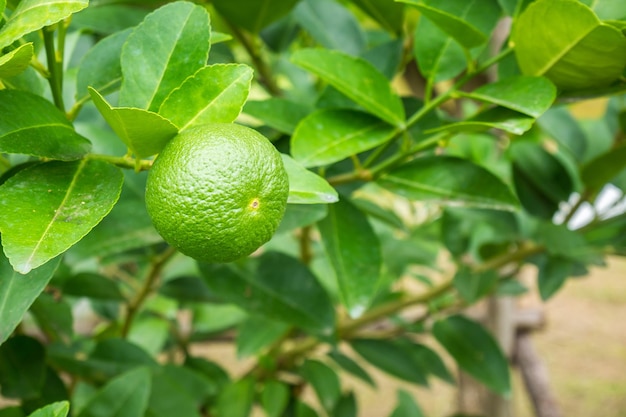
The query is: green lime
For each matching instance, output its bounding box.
[145,123,289,263]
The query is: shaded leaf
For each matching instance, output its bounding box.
[350,0,404,34]
[71,4,148,35]
[0,0,88,49]
[212,0,299,33]
[433,315,510,395]
[291,49,405,127]
[236,316,289,358]
[0,159,123,274]
[146,366,206,417]
[581,143,626,191]
[119,2,211,111]
[159,276,216,303]
[537,107,588,161]
[537,255,573,300]
[276,204,328,233]
[333,392,357,417]
[0,336,46,398]
[414,16,466,82]
[243,98,309,134]
[90,88,178,158]
[291,109,396,167]
[0,42,33,78]
[351,339,428,385]
[0,90,91,160]
[159,64,253,130]
[0,254,60,345]
[453,266,499,304]
[214,378,255,417]
[62,273,124,301]
[261,380,290,417]
[299,360,341,413]
[30,293,73,343]
[327,350,376,387]
[282,154,338,204]
[389,390,425,417]
[378,156,519,211]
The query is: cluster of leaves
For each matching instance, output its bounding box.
[0,0,625,416]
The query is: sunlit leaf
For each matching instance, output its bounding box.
[0,42,33,79]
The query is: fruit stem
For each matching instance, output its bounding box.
[299,225,313,266]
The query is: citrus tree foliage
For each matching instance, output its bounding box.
[0,0,625,416]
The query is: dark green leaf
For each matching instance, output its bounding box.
[512,0,626,90]
[414,16,466,82]
[200,252,335,334]
[433,315,510,395]
[214,378,255,417]
[291,49,405,127]
[0,0,88,49]
[119,2,211,111]
[293,0,366,55]
[453,266,499,304]
[395,339,455,384]
[30,293,73,343]
[159,276,216,303]
[0,90,91,160]
[537,107,588,161]
[76,367,151,417]
[261,380,290,417]
[276,204,328,233]
[184,357,229,398]
[350,0,404,33]
[0,336,46,398]
[236,316,289,358]
[212,0,299,33]
[0,42,33,78]
[537,255,573,300]
[71,4,148,35]
[333,392,357,417]
[291,109,397,168]
[244,98,310,134]
[318,198,382,317]
[389,389,425,417]
[26,402,69,417]
[21,366,69,415]
[0,253,60,345]
[296,401,320,417]
[361,39,403,80]
[158,64,253,130]
[461,76,556,118]
[299,360,341,413]
[0,159,124,274]
[146,365,210,417]
[76,29,131,101]
[378,156,519,211]
[90,88,178,158]
[282,154,338,204]
[581,143,626,191]
[351,339,428,385]
[327,350,376,387]
[62,273,124,301]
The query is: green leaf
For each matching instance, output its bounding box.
[0,0,88,49]
[119,2,211,111]
[333,392,357,417]
[327,350,376,387]
[0,254,60,345]
[581,143,626,191]
[212,0,298,33]
[0,159,123,274]
[512,0,626,90]
[351,339,428,385]
[461,76,556,118]
[414,16,467,82]
[61,273,124,301]
[293,0,366,55]
[261,380,290,417]
[214,378,255,417]
[400,0,501,49]
[243,98,309,135]
[427,107,535,135]
[159,276,216,303]
[236,316,289,358]
[397,341,455,384]
[453,266,499,304]
[0,90,91,160]
[71,4,148,35]
[291,49,405,127]
[89,88,178,158]
[76,29,131,101]
[76,367,151,417]
[277,204,328,233]
[158,64,253,130]
[389,390,425,417]
[146,365,208,417]
[0,43,33,79]
[282,154,338,204]
[537,255,573,300]
[433,315,511,395]
[30,293,73,343]
[291,109,396,167]
[0,336,46,398]
[27,402,69,417]
[296,401,320,417]
[318,198,382,317]
[192,304,247,336]
[200,252,335,334]
[537,107,588,161]
[378,156,519,211]
[299,360,341,413]
[350,0,404,34]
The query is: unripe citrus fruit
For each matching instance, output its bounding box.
[145,123,289,263]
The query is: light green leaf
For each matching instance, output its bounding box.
[0,159,124,274]
[215,378,255,417]
[244,98,310,135]
[76,29,131,101]
[261,380,290,417]
[200,252,335,334]
[378,156,519,211]
[433,315,511,395]
[0,254,60,345]
[512,0,626,90]
[276,204,328,233]
[119,2,211,111]
[400,0,501,49]
[0,0,88,49]
[27,402,69,417]
[291,109,397,167]
[281,154,338,204]
[76,367,151,417]
[211,31,232,44]
[291,49,405,127]
[299,360,341,413]
[427,107,535,135]
[293,0,366,55]
[0,90,91,160]
[318,198,382,317]
[236,316,289,358]
[159,64,253,130]
[350,0,404,34]
[212,0,299,33]
[90,88,178,158]
[461,76,556,118]
[0,42,33,79]
[414,16,466,82]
